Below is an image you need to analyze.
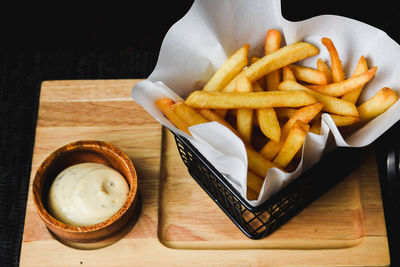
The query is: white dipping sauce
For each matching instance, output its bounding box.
[47,162,129,226]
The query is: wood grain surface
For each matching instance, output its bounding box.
[19,79,390,266]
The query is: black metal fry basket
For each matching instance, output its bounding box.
[173,132,361,239]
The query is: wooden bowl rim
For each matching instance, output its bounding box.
[32,140,138,234]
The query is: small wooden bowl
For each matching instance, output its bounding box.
[32,140,139,245]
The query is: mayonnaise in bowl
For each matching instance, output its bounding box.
[47,162,129,227]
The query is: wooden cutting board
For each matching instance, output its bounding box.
[19,79,390,266]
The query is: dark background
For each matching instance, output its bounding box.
[1,1,399,266]
[2,2,399,51]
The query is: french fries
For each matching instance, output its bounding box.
[155,98,190,135]
[289,65,327,85]
[245,143,281,177]
[251,79,282,141]
[275,107,297,120]
[273,120,310,168]
[173,101,208,126]
[236,77,254,143]
[185,90,317,109]
[307,66,377,97]
[196,108,239,134]
[321,37,345,82]
[260,102,323,160]
[247,170,264,200]
[357,87,399,123]
[278,80,359,117]
[310,119,322,135]
[222,42,319,92]
[341,55,368,103]
[317,58,333,83]
[257,108,281,142]
[330,114,360,126]
[282,66,296,81]
[154,30,398,200]
[265,29,282,91]
[203,44,249,92]
[156,98,281,178]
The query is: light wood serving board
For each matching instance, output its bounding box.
[20,79,390,266]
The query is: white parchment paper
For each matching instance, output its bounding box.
[131,0,400,206]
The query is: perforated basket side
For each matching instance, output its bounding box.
[173,133,361,239]
[174,134,288,239]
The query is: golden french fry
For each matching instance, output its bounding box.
[309,118,321,135]
[260,102,323,160]
[289,64,327,85]
[273,120,309,168]
[282,66,296,81]
[155,98,191,135]
[173,101,208,126]
[357,87,399,123]
[265,29,282,91]
[247,188,259,200]
[222,42,319,92]
[282,103,323,131]
[250,57,267,90]
[236,77,254,143]
[275,102,358,128]
[275,107,298,120]
[212,109,228,118]
[257,108,281,142]
[236,123,283,177]
[279,80,359,117]
[321,37,344,82]
[307,66,377,97]
[196,108,239,135]
[237,107,253,143]
[316,58,332,83]
[310,112,359,128]
[330,114,360,126]
[277,103,323,148]
[247,170,264,199]
[259,139,281,160]
[185,90,317,109]
[246,143,282,177]
[227,108,259,126]
[252,80,281,141]
[265,29,282,54]
[236,76,253,93]
[341,55,368,103]
[266,70,281,91]
[203,44,249,92]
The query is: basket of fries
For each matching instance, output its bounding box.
[131,0,400,238]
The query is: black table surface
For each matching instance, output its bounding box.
[1,1,399,266]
